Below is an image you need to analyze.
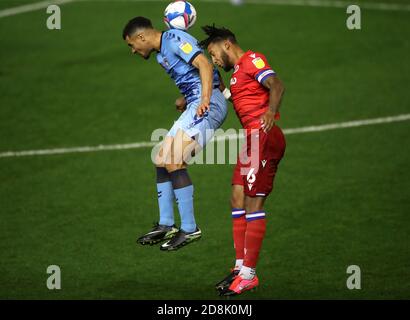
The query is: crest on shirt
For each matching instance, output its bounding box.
[252,57,265,69]
[160,57,170,69]
[179,42,193,54]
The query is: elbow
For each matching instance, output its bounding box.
[198,57,213,72]
[271,77,285,97]
[205,60,214,74]
[278,78,285,98]
[199,62,213,80]
[193,54,214,76]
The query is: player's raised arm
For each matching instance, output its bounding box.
[191,53,214,117]
[165,30,214,118]
[260,75,285,132]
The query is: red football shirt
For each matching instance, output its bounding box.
[230,50,276,129]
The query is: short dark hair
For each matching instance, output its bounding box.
[199,24,237,49]
[122,16,153,40]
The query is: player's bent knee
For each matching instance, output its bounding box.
[245,196,266,213]
[155,137,173,167]
[231,196,244,209]
[231,197,243,210]
[154,153,164,167]
[231,185,245,209]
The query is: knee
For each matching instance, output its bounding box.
[245,197,265,213]
[154,153,164,167]
[154,147,169,167]
[231,188,245,209]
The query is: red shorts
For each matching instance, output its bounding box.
[232,125,286,197]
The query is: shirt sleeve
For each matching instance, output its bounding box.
[244,53,276,84]
[167,32,203,65]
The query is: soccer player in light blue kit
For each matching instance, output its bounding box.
[122,17,228,250]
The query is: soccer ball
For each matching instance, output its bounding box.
[164,1,197,31]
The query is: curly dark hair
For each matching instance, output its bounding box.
[199,24,237,49]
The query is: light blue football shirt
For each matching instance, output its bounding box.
[156,29,220,104]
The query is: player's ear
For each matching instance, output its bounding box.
[224,40,231,50]
[137,33,145,41]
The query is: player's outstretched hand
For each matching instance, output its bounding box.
[196,99,210,117]
[175,96,187,113]
[260,110,278,133]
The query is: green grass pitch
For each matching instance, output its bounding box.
[0,0,409,299]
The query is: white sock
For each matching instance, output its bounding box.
[239,265,256,280]
[234,259,243,271]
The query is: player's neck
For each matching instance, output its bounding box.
[152,30,163,52]
[231,47,246,66]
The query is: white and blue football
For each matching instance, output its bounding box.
[164,1,197,31]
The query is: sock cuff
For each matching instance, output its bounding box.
[173,184,194,193]
[246,211,266,221]
[157,180,172,186]
[232,208,246,218]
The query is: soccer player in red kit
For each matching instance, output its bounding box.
[199,25,286,296]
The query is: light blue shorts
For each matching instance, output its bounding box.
[167,88,228,148]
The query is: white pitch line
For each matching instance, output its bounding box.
[0,0,76,18]
[1,0,409,18]
[0,142,157,158]
[108,0,410,12]
[97,0,410,12]
[282,113,410,134]
[226,0,410,12]
[0,114,409,159]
